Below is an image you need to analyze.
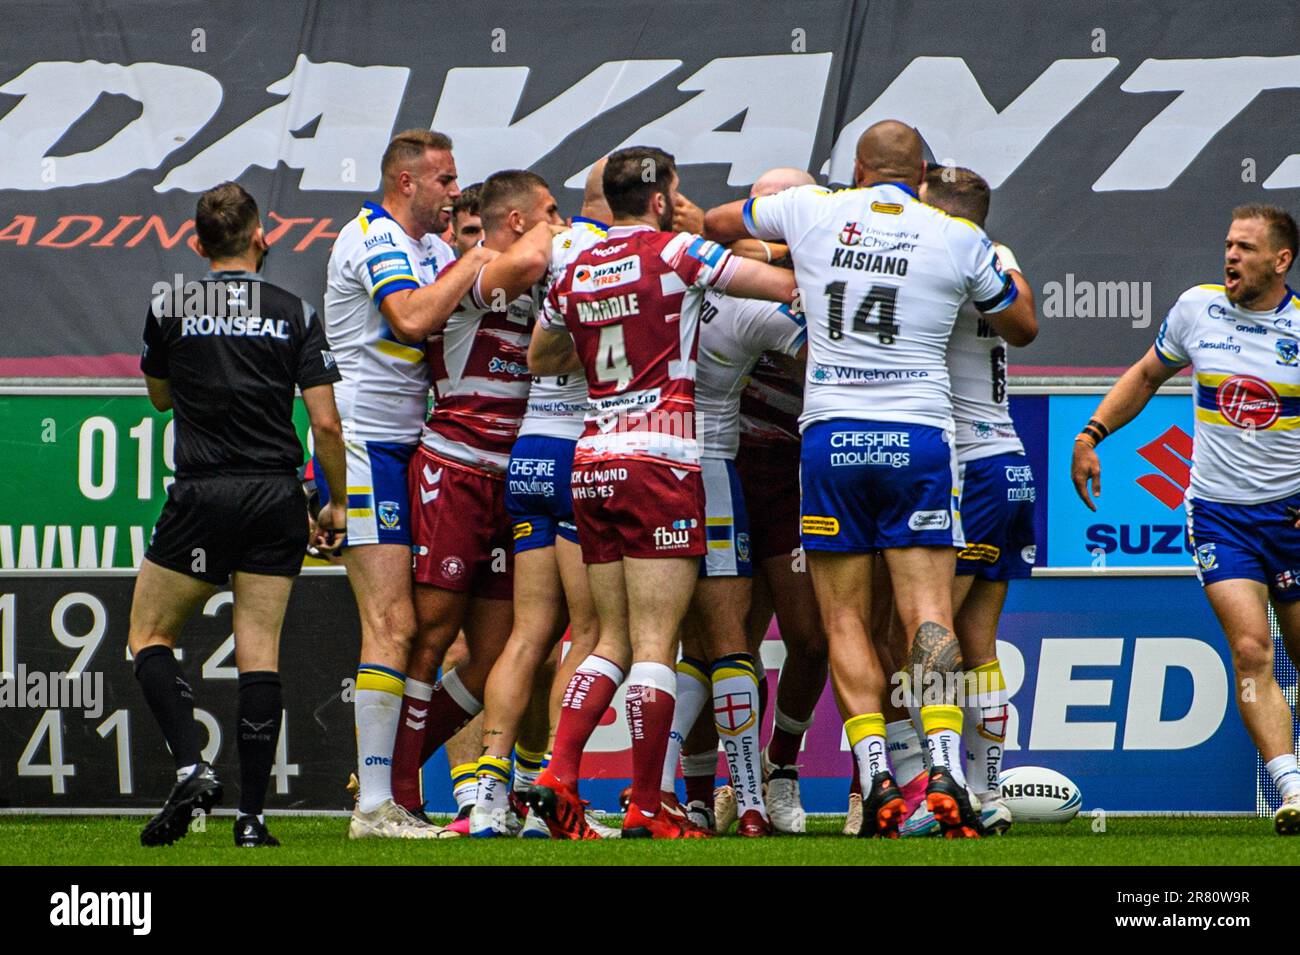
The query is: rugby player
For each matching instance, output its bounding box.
[450,184,484,257]
[722,167,830,835]
[526,146,797,838]
[895,165,1038,836]
[656,237,808,839]
[1072,204,1300,835]
[324,129,486,839]
[470,160,612,838]
[705,120,1033,837]
[388,170,566,817]
[132,182,346,847]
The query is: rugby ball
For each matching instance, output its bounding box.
[996,766,1082,822]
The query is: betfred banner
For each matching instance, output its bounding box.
[0,572,1258,814]
[3,0,1300,375]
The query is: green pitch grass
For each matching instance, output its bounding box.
[3,814,1299,865]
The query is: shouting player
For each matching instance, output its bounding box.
[1072,204,1300,835]
[324,130,488,839]
[526,146,797,838]
[706,120,1032,837]
[388,170,565,816]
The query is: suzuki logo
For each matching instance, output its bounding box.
[1135,426,1192,509]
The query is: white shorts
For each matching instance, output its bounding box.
[700,457,752,578]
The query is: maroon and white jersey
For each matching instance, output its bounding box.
[541,226,739,469]
[738,353,803,448]
[421,265,535,474]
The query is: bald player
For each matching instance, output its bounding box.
[706,121,1033,838]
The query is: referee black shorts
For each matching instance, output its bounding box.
[146,474,308,585]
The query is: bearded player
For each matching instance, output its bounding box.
[324,129,492,839]
[1073,204,1300,835]
[387,170,565,816]
[526,146,797,838]
[706,120,1033,837]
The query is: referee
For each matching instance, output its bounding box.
[130,182,348,847]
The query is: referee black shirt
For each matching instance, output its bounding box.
[141,270,340,476]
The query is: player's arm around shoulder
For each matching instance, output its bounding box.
[477,222,568,308]
[528,323,580,377]
[716,255,797,305]
[985,243,1037,347]
[380,244,495,344]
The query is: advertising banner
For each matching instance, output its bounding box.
[2,0,1300,375]
[0,572,1255,815]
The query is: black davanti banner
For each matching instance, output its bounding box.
[1,0,1299,376]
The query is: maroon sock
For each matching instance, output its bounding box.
[767,724,804,767]
[419,682,479,762]
[626,676,676,813]
[684,770,715,805]
[549,656,623,785]
[390,693,431,811]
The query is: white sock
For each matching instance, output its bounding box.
[927,729,969,786]
[712,657,765,818]
[885,719,926,785]
[850,733,891,783]
[661,660,710,793]
[907,705,932,770]
[355,667,405,814]
[474,756,510,811]
[1268,753,1300,800]
[963,703,1008,798]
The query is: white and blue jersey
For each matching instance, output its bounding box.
[322,201,452,546]
[744,181,1012,552]
[1155,283,1300,595]
[504,218,608,553]
[948,242,1036,579]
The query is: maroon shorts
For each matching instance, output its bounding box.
[736,440,802,563]
[408,447,514,599]
[570,458,706,564]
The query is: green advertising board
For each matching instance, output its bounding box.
[0,388,311,570]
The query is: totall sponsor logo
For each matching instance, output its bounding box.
[1216,374,1281,430]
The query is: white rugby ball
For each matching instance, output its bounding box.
[996,766,1082,822]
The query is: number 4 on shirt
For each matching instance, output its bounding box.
[595,324,634,389]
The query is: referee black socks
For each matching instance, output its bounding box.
[236,670,282,817]
[133,644,202,771]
